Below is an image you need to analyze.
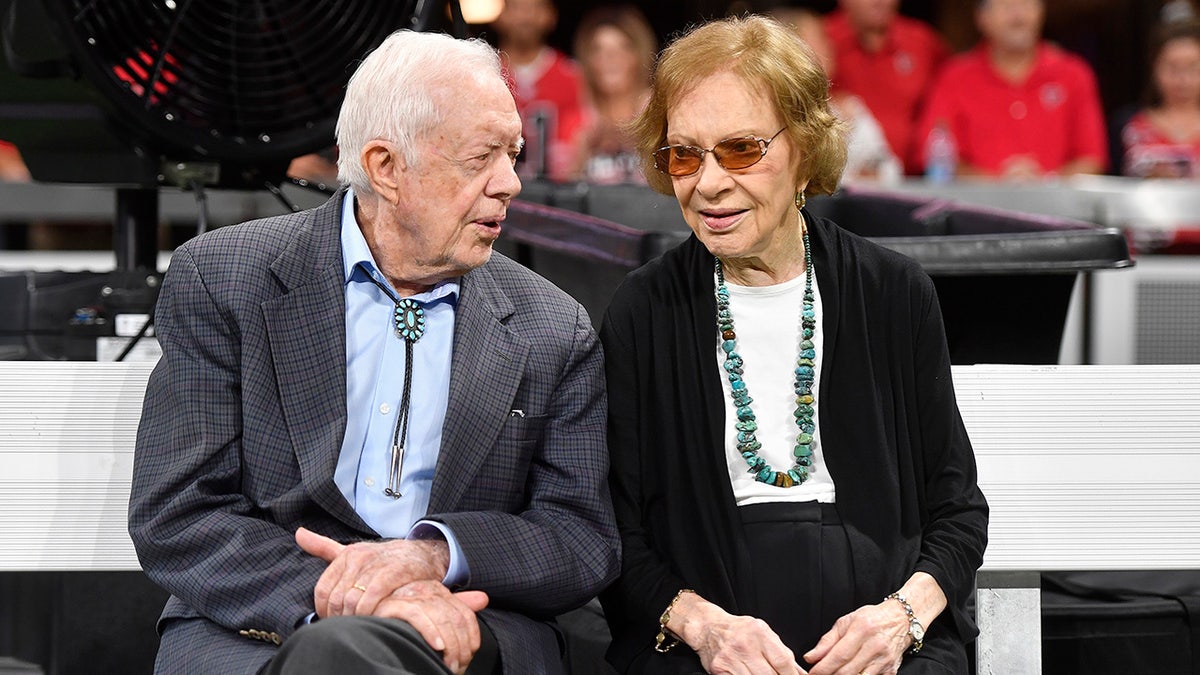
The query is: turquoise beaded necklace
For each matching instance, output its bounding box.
[715,230,817,488]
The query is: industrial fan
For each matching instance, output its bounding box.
[3,0,462,188]
[0,0,465,361]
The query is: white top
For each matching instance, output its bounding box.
[717,268,836,505]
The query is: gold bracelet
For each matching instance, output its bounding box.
[654,588,694,653]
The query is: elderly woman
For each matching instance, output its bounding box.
[600,15,987,675]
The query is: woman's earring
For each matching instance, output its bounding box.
[795,191,806,211]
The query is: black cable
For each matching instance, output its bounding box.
[448,0,466,38]
[265,180,301,213]
[114,309,155,363]
[288,176,336,196]
[189,178,210,237]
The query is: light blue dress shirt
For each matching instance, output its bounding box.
[334,189,468,586]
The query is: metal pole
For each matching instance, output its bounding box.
[114,188,159,271]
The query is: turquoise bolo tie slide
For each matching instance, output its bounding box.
[393,299,426,343]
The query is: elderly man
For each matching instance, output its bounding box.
[824,0,950,172]
[128,30,619,675]
[915,0,1108,178]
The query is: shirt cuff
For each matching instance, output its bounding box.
[409,520,469,589]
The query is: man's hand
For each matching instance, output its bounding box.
[296,527,452,618]
[1000,154,1044,181]
[377,580,490,675]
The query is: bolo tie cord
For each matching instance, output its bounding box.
[385,338,415,499]
[357,264,425,499]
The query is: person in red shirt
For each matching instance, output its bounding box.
[492,0,587,182]
[916,0,1108,179]
[0,140,30,182]
[825,0,950,173]
[1121,20,1200,178]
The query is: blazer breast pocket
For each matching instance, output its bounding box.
[477,412,548,507]
[497,411,548,446]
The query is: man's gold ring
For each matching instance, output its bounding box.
[352,584,368,592]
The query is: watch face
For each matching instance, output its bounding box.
[910,621,925,641]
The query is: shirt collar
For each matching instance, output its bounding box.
[865,22,900,54]
[340,189,459,303]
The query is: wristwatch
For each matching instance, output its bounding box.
[885,592,925,654]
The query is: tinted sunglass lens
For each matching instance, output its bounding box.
[655,149,679,174]
[653,149,669,171]
[657,147,699,176]
[655,137,770,176]
[715,139,762,170]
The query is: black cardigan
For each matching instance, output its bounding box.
[599,213,989,671]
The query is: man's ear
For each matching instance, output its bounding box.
[362,140,405,204]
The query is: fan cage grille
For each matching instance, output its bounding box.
[60,0,412,162]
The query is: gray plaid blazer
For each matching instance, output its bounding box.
[129,191,619,674]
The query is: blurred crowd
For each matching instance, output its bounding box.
[3,0,1199,188]
[489,0,1200,186]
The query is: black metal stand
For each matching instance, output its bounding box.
[114,188,159,272]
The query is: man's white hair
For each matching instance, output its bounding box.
[335,30,505,195]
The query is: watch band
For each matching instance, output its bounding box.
[885,592,925,654]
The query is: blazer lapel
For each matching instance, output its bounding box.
[429,262,529,512]
[263,192,372,534]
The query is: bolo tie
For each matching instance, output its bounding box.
[359,264,426,499]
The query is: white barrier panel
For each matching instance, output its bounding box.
[1,363,1199,574]
[956,364,1200,571]
[0,361,154,571]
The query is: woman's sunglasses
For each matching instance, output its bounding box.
[652,128,786,177]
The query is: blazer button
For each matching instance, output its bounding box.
[239,628,282,645]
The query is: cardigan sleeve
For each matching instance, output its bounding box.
[598,294,692,653]
[910,281,989,640]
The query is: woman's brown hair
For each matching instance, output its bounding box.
[628,15,847,196]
